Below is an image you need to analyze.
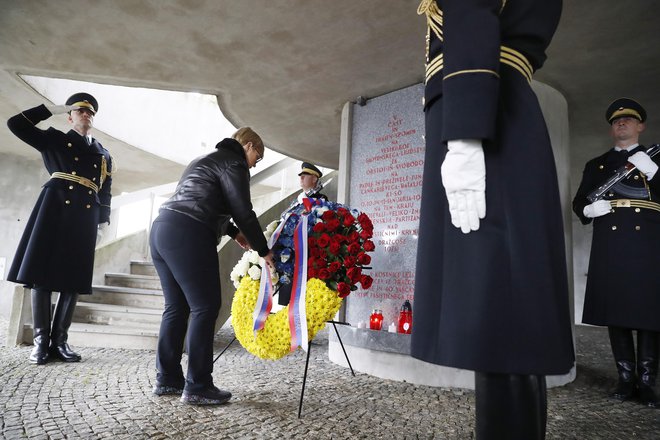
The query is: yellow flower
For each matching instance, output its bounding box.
[231,277,343,360]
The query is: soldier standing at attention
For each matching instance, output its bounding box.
[412,1,575,438]
[573,98,659,408]
[7,93,113,365]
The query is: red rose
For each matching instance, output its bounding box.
[344,255,357,267]
[310,247,321,258]
[360,274,373,289]
[347,266,362,283]
[347,242,361,255]
[359,229,372,240]
[308,268,318,278]
[342,215,354,227]
[317,233,331,248]
[318,268,330,280]
[337,282,351,298]
[313,222,326,233]
[329,241,341,255]
[326,218,341,232]
[357,252,371,265]
[363,240,375,252]
[308,236,317,247]
[322,210,336,221]
[328,261,342,273]
[337,207,351,218]
[348,231,359,243]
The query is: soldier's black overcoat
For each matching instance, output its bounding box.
[573,146,660,332]
[7,104,112,294]
[411,0,575,375]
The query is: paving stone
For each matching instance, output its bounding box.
[1,318,660,438]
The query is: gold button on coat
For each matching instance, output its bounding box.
[86,204,91,209]
[635,208,641,213]
[68,185,74,190]
[71,171,77,175]
[65,200,70,205]
[599,165,604,169]
[611,226,617,231]
[74,157,79,161]
[67,143,72,148]
[636,226,641,231]
[93,164,98,168]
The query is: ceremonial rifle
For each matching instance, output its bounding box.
[587,143,660,202]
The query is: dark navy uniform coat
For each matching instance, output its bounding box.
[7,104,113,294]
[411,0,575,375]
[573,146,660,332]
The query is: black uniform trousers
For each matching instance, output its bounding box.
[150,210,222,393]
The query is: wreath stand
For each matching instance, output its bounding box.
[213,319,355,418]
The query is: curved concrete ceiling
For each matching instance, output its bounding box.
[1,1,659,190]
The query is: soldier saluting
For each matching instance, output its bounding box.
[573,98,659,408]
[7,93,113,365]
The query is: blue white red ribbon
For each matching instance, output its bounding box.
[252,214,292,336]
[252,260,274,336]
[288,213,309,351]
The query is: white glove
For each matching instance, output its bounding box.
[628,151,658,180]
[46,104,75,115]
[441,139,486,234]
[583,200,612,218]
[96,222,109,245]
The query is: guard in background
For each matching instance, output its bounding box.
[278,161,328,305]
[412,1,575,438]
[7,93,113,365]
[573,98,660,408]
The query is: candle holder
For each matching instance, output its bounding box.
[369,309,383,330]
[398,300,413,334]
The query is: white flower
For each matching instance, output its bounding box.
[248,250,260,265]
[247,265,262,280]
[266,221,279,233]
[236,259,249,276]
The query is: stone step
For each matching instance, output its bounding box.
[22,322,160,350]
[105,272,162,290]
[68,322,159,350]
[87,285,164,309]
[130,260,157,276]
[74,301,163,328]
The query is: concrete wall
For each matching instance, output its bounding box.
[0,153,48,319]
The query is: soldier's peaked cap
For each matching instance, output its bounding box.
[606,98,646,124]
[298,162,322,178]
[65,92,98,114]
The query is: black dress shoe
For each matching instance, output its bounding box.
[29,344,50,365]
[153,383,184,396]
[638,384,659,408]
[50,343,81,362]
[181,386,232,405]
[610,380,637,401]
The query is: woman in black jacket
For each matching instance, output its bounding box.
[150,127,273,405]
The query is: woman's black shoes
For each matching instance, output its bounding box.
[180,386,232,405]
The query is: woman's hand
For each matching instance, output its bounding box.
[234,232,251,250]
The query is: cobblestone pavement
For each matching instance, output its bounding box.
[0,318,658,439]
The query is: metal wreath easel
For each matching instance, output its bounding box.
[213,318,355,418]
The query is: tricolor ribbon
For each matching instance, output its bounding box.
[252,213,292,336]
[288,213,309,352]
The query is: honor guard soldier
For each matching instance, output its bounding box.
[573,98,660,408]
[277,161,328,306]
[7,92,113,365]
[298,162,327,200]
[412,1,575,438]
